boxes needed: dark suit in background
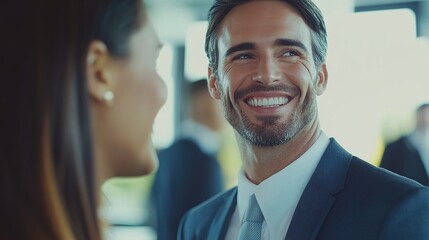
[178,139,429,240]
[380,136,429,186]
[151,79,225,240]
[152,138,224,240]
[380,103,429,186]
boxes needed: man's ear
[315,63,328,96]
[86,40,114,104]
[208,67,221,100]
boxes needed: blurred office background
[101,0,429,239]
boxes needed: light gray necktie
[239,194,264,240]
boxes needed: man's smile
[246,96,290,107]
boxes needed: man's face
[208,1,327,146]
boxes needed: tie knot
[243,194,264,223]
[239,194,265,240]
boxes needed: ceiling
[355,0,424,7]
[146,0,429,44]
[145,0,427,7]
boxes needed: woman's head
[1,0,166,239]
[88,8,167,180]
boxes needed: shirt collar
[237,132,330,239]
[409,130,429,150]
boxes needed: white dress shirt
[181,120,221,155]
[225,132,330,240]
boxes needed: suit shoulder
[187,187,236,218]
[348,157,425,195]
[384,136,408,150]
[159,139,199,154]
[178,188,237,239]
[158,139,204,161]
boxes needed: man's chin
[240,127,290,147]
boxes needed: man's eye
[232,53,254,61]
[282,50,299,57]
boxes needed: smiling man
[178,1,429,240]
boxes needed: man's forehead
[217,1,312,49]
[225,1,304,24]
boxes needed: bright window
[320,9,429,164]
[153,44,175,149]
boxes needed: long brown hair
[0,0,144,239]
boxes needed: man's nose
[252,56,281,84]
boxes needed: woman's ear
[315,63,328,96]
[208,67,221,100]
[86,40,115,105]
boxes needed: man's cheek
[297,59,315,80]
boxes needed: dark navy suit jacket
[380,136,429,186]
[178,139,429,240]
[152,138,224,240]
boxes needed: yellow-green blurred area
[101,0,429,238]
[100,126,241,224]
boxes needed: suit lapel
[208,188,237,239]
[285,139,353,240]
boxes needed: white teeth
[247,97,289,107]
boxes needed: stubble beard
[220,84,318,147]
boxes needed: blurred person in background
[0,0,166,239]
[380,103,429,186]
[152,79,225,240]
[178,0,429,239]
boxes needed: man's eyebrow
[274,38,309,54]
[225,42,256,57]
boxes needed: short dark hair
[205,0,327,75]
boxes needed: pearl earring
[103,91,114,106]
